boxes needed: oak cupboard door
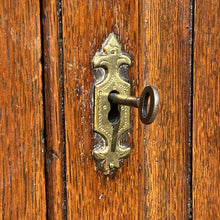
[60,0,192,219]
[1,0,220,219]
[193,0,220,219]
[0,0,46,219]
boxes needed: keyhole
[108,90,120,124]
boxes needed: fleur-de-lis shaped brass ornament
[92,33,131,174]
[92,33,159,175]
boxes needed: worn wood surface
[62,0,139,219]
[0,0,46,219]
[138,0,192,218]
[41,1,66,219]
[1,0,219,218]
[193,0,220,218]
[61,0,192,218]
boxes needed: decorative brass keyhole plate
[92,33,131,174]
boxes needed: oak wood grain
[41,1,66,219]
[193,0,220,218]
[62,0,192,219]
[0,0,46,219]
[62,0,139,219]
[138,0,192,218]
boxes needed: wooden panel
[62,0,139,218]
[41,1,66,218]
[62,0,192,219]
[193,0,220,218]
[0,0,46,219]
[138,0,192,218]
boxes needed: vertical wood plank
[0,0,46,219]
[62,0,139,218]
[139,0,192,218]
[41,0,66,218]
[193,0,220,218]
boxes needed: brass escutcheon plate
[92,33,131,174]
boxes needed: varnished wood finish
[138,0,192,218]
[193,0,220,218]
[62,0,192,218]
[41,0,66,219]
[0,0,46,219]
[1,0,220,218]
[62,0,139,218]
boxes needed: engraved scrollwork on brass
[92,33,159,175]
[92,33,131,174]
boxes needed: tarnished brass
[92,33,159,175]
[92,33,131,174]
